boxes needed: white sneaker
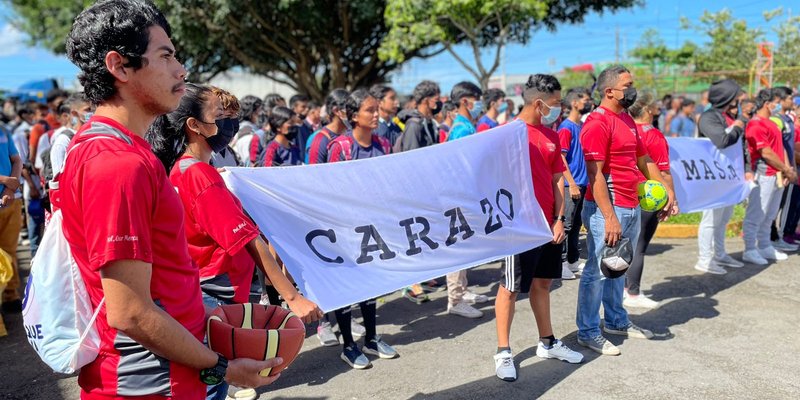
[694,259,727,274]
[714,254,744,268]
[226,388,257,400]
[771,239,798,253]
[317,321,339,347]
[493,350,517,382]
[565,260,582,273]
[577,262,586,273]
[758,246,788,261]
[351,318,366,338]
[623,292,660,309]
[463,291,489,304]
[536,339,584,364]
[742,250,769,265]
[561,264,577,280]
[448,302,483,318]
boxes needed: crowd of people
[0,0,799,399]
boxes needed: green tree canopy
[630,29,696,70]
[682,9,764,75]
[380,0,639,89]
[6,0,444,101]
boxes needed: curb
[655,221,743,239]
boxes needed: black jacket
[397,109,437,152]
[697,79,752,173]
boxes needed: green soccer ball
[638,180,668,212]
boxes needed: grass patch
[663,204,746,237]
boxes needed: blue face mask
[497,102,508,114]
[469,100,483,120]
[83,112,94,122]
[540,101,562,125]
[773,103,782,114]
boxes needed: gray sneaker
[577,335,620,356]
[362,335,398,359]
[351,318,366,338]
[604,322,654,339]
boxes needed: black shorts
[501,242,562,293]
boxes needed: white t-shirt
[12,121,30,163]
[49,128,73,177]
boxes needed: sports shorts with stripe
[501,242,562,293]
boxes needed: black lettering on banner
[700,160,716,180]
[496,189,515,220]
[727,164,739,179]
[480,189,515,235]
[399,217,439,256]
[480,198,503,235]
[355,225,397,264]
[682,160,700,181]
[305,229,344,264]
[714,161,726,179]
[444,207,475,246]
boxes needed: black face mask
[580,102,593,114]
[432,100,443,115]
[257,111,268,128]
[286,125,300,141]
[206,118,236,153]
[618,87,638,109]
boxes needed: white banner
[222,121,553,312]
[668,137,751,214]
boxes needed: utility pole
[615,25,620,63]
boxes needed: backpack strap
[339,135,353,161]
[50,122,135,190]
[374,134,392,155]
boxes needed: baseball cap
[600,237,634,279]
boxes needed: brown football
[207,303,305,376]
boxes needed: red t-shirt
[526,123,565,222]
[60,116,206,399]
[745,116,785,176]
[580,106,648,208]
[636,123,670,178]
[170,155,260,303]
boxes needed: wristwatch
[200,354,228,385]
[554,215,566,222]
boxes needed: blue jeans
[27,199,45,258]
[576,201,641,340]
[202,292,231,400]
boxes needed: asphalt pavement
[2,237,799,399]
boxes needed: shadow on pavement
[616,249,769,344]
[408,344,599,400]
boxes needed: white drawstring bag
[22,209,104,373]
[21,134,122,373]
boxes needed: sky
[0,0,789,94]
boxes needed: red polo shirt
[170,155,260,303]
[60,116,206,399]
[526,123,565,222]
[745,116,785,176]
[581,106,648,208]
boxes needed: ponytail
[146,114,186,173]
[145,82,212,172]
